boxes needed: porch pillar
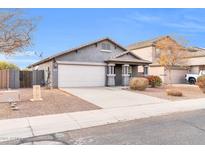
[107,63,116,86]
[122,64,130,86]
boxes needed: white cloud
[165,22,205,32]
[128,12,161,22]
[12,50,40,57]
[114,10,205,32]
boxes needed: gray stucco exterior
[29,38,150,88]
[56,40,125,63]
[31,39,126,88]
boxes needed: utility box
[0,90,20,103]
[30,85,43,101]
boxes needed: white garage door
[170,69,187,84]
[165,69,188,84]
[58,64,106,87]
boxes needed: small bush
[129,77,149,91]
[197,76,205,88]
[0,61,19,70]
[146,75,162,88]
[166,89,183,97]
[196,76,205,93]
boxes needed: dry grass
[129,84,205,101]
[0,88,100,120]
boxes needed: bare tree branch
[155,36,189,84]
[0,9,39,55]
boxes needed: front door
[115,65,122,86]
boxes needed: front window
[144,66,148,75]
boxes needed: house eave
[128,44,154,51]
[105,59,151,65]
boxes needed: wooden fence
[20,71,32,88]
[0,69,44,89]
[0,69,9,89]
[0,69,19,89]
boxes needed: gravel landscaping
[0,88,101,120]
[130,84,205,101]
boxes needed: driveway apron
[61,87,170,109]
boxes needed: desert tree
[0,9,39,55]
[155,36,189,85]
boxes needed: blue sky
[1,8,205,68]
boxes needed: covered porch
[105,52,151,86]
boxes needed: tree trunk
[168,68,172,87]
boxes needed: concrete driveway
[61,87,170,109]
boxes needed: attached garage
[58,63,106,88]
[149,65,188,84]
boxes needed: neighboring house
[28,38,150,88]
[186,47,205,73]
[128,35,205,84]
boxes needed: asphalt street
[3,109,205,145]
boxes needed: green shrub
[197,76,205,93]
[146,75,162,88]
[129,77,149,91]
[166,89,183,97]
[0,61,19,70]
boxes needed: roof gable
[28,37,127,68]
[116,53,138,60]
[114,51,145,60]
[106,51,151,64]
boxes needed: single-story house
[28,38,150,88]
[128,36,205,84]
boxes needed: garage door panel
[165,69,188,84]
[58,64,106,87]
[171,69,187,84]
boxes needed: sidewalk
[1,98,205,142]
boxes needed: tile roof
[186,47,205,58]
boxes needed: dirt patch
[129,85,205,101]
[0,88,101,120]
